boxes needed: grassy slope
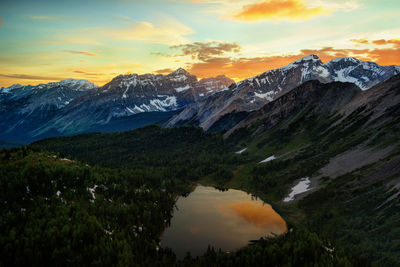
[227,106,400,265]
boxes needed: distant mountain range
[167,55,400,130]
[1,55,399,143]
[0,70,233,142]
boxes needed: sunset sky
[0,0,399,87]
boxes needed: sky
[0,0,399,87]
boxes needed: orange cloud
[218,201,287,233]
[350,38,369,44]
[0,73,65,81]
[372,38,400,47]
[107,19,194,45]
[233,0,331,22]
[64,50,98,57]
[154,68,174,75]
[73,70,103,76]
[0,17,3,26]
[182,44,400,81]
[349,38,400,47]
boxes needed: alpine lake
[161,185,287,259]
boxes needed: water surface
[161,185,286,259]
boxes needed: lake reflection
[161,185,286,259]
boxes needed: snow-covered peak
[1,84,23,93]
[240,54,399,92]
[328,56,361,64]
[293,54,322,64]
[278,55,323,73]
[170,68,190,76]
[57,79,97,90]
[166,68,197,83]
[8,84,23,89]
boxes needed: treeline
[178,227,368,267]
[0,147,180,266]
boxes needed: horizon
[2,53,398,88]
[0,0,399,87]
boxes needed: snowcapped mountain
[0,79,97,109]
[167,55,400,130]
[30,69,233,137]
[1,56,398,143]
[0,70,233,142]
[0,79,98,142]
[89,68,232,116]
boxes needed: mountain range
[167,55,400,131]
[1,55,399,143]
[0,69,233,142]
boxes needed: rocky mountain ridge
[0,70,233,142]
[167,55,400,130]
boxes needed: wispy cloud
[64,50,99,57]
[73,70,103,76]
[0,73,64,81]
[30,16,58,20]
[106,17,194,45]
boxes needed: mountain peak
[57,79,97,90]
[0,83,22,93]
[8,84,23,90]
[170,68,191,76]
[294,54,321,63]
[328,56,361,64]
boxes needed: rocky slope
[167,55,400,130]
[224,74,400,265]
[225,80,361,136]
[227,73,400,137]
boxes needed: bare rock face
[167,55,400,131]
[225,80,361,137]
[226,73,400,138]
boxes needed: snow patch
[254,91,274,101]
[283,177,311,202]
[235,148,247,154]
[88,185,98,203]
[149,96,177,111]
[259,155,275,163]
[174,84,190,92]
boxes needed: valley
[1,57,399,266]
[2,0,399,265]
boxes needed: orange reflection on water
[188,226,200,234]
[218,201,287,234]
